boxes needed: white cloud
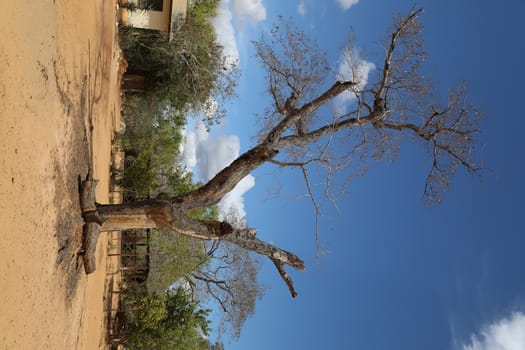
[181,122,255,221]
[231,0,267,25]
[197,133,241,181]
[181,129,198,167]
[180,121,208,169]
[211,0,267,68]
[297,1,306,16]
[218,175,255,221]
[461,312,525,350]
[336,0,359,11]
[335,46,375,111]
[211,0,239,68]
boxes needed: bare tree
[81,9,481,297]
[187,239,263,339]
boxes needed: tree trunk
[87,194,304,296]
[94,199,304,268]
[121,74,148,92]
[96,199,173,231]
[82,222,100,274]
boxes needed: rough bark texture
[82,222,100,274]
[171,145,278,210]
[97,199,173,231]
[95,199,305,271]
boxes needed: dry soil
[0,1,122,349]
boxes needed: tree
[119,95,187,199]
[82,9,481,298]
[146,228,208,294]
[120,0,236,119]
[122,286,214,350]
[187,239,264,339]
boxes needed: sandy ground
[0,1,122,349]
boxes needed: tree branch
[376,8,423,99]
[168,212,306,271]
[275,113,373,148]
[272,259,298,298]
[268,159,325,242]
[172,145,278,210]
[172,81,358,211]
[223,230,305,271]
[264,80,357,146]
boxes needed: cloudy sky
[180,0,525,349]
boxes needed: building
[120,0,188,38]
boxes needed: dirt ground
[0,1,123,349]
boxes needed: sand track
[0,1,121,349]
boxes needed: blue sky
[181,0,525,349]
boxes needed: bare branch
[253,17,330,114]
[224,230,305,271]
[376,8,424,99]
[264,80,358,146]
[275,111,373,148]
[267,159,324,242]
[381,85,481,201]
[300,166,321,241]
[272,259,298,298]
[172,145,278,210]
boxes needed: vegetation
[119,0,236,117]
[189,241,264,339]
[122,286,223,350]
[118,0,237,199]
[114,0,262,344]
[147,229,208,294]
[119,95,186,199]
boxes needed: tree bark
[94,198,304,270]
[121,73,148,92]
[97,199,173,231]
[171,81,357,211]
[82,222,100,274]
[171,145,278,210]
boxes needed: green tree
[147,230,208,294]
[120,0,236,118]
[124,287,213,350]
[148,221,262,339]
[119,95,186,199]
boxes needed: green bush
[123,286,215,350]
[119,95,186,199]
[119,0,236,115]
